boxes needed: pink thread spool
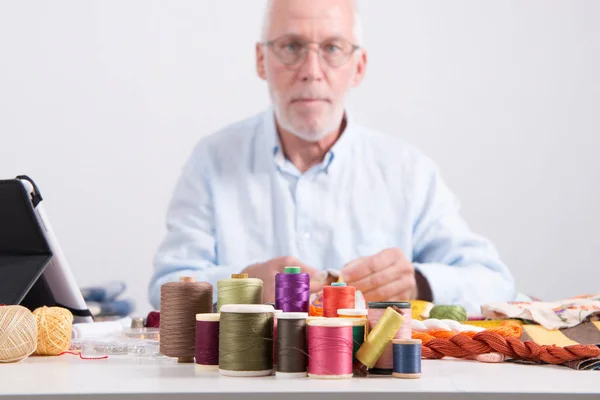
[307,318,353,379]
[367,302,412,374]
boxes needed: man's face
[257,0,367,142]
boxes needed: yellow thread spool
[33,306,73,356]
[354,307,404,375]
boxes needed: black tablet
[0,176,92,323]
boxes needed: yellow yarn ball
[0,305,38,363]
[33,306,73,356]
[410,300,434,320]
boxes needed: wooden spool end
[231,273,248,279]
[179,277,195,283]
[392,372,422,379]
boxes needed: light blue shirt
[149,108,515,313]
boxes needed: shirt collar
[262,107,356,175]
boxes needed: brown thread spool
[160,277,213,363]
[276,312,308,378]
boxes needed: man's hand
[340,248,418,303]
[242,256,324,303]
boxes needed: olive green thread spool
[219,304,274,377]
[429,305,467,322]
[217,274,263,312]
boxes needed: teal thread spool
[217,274,263,312]
[337,309,368,364]
[429,305,467,322]
[349,318,367,364]
[219,304,274,377]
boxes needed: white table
[1,356,598,399]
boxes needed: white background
[1,1,598,315]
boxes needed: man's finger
[340,256,372,282]
[361,274,415,303]
[345,264,402,294]
[309,279,325,294]
[342,248,400,282]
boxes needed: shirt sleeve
[148,143,238,309]
[411,158,515,314]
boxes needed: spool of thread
[160,277,213,363]
[0,305,38,363]
[429,305,467,322]
[392,339,422,379]
[307,318,353,379]
[337,309,367,318]
[131,317,145,329]
[273,309,283,367]
[322,283,355,318]
[368,302,412,374]
[345,317,367,364]
[33,306,73,356]
[275,266,310,313]
[217,274,263,312]
[276,312,308,378]
[354,306,405,377]
[195,313,220,372]
[219,304,274,377]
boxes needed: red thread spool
[195,313,220,372]
[322,283,355,318]
[368,302,412,374]
[307,318,354,379]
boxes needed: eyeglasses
[263,35,360,68]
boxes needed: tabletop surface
[1,356,599,400]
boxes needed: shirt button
[303,232,311,240]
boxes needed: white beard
[271,101,345,142]
[264,58,355,142]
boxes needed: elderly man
[148,0,515,313]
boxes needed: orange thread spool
[322,283,355,318]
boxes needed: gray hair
[260,0,364,46]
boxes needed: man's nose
[298,44,324,82]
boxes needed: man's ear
[256,43,267,81]
[352,50,368,87]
